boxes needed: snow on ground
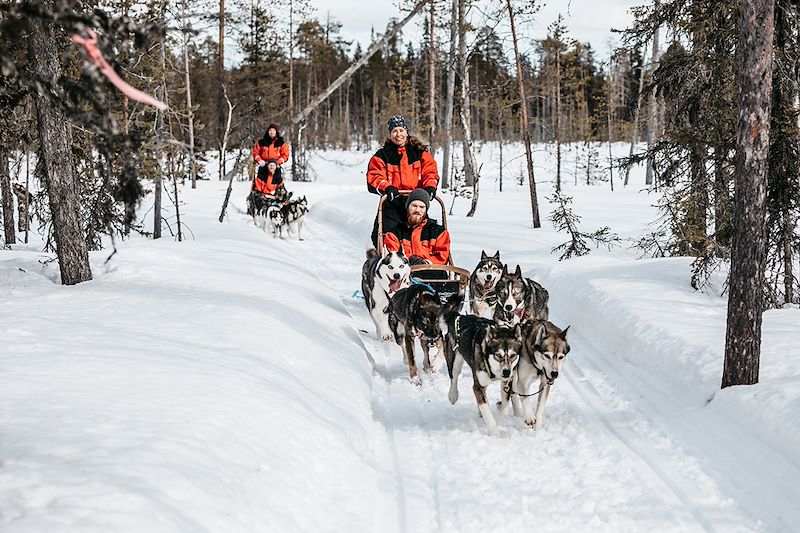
[1,142,799,532]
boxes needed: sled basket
[410,264,470,305]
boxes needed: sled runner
[377,191,470,304]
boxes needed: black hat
[387,115,409,133]
[405,188,430,211]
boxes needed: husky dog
[442,311,522,436]
[468,250,504,318]
[361,247,411,342]
[251,188,292,227]
[493,265,550,326]
[500,320,570,429]
[388,284,461,385]
[265,205,284,237]
[279,195,309,241]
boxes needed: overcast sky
[305,0,641,58]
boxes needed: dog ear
[501,264,508,277]
[514,264,522,278]
[559,325,570,340]
[534,323,546,346]
[514,322,522,339]
[493,250,500,260]
[396,245,406,257]
[481,250,488,260]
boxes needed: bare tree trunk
[182,0,197,188]
[555,45,562,193]
[625,45,647,187]
[499,138,503,192]
[427,0,436,150]
[442,0,458,189]
[289,0,297,179]
[154,0,167,239]
[457,0,478,216]
[29,2,92,284]
[783,210,794,303]
[605,74,615,191]
[0,149,15,244]
[217,0,226,181]
[505,0,541,228]
[645,0,661,186]
[722,0,775,388]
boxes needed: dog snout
[550,371,559,379]
[505,304,513,311]
[393,273,401,280]
[486,274,493,281]
[502,369,511,378]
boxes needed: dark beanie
[405,188,430,211]
[387,115,409,133]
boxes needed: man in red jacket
[253,124,290,167]
[367,115,439,246]
[384,188,451,279]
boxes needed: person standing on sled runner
[253,123,290,168]
[250,159,285,212]
[384,188,451,280]
[367,115,439,246]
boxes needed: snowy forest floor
[2,143,799,532]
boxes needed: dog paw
[380,333,394,342]
[410,376,422,387]
[430,354,446,373]
[448,388,459,405]
[524,417,536,428]
[495,400,509,414]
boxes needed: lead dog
[468,250,504,318]
[499,320,570,429]
[361,247,411,341]
[388,284,461,385]
[442,310,522,436]
[492,265,550,326]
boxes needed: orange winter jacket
[254,168,283,195]
[384,218,451,265]
[253,136,290,166]
[367,139,439,194]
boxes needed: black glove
[384,186,400,202]
[409,255,427,266]
[425,187,437,200]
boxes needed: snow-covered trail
[296,186,771,533]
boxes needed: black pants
[371,196,407,247]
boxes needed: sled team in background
[250,115,572,436]
[248,124,308,239]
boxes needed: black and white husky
[254,205,284,237]
[492,264,550,326]
[468,250,504,318]
[361,247,411,342]
[388,285,461,385]
[279,195,309,240]
[499,320,570,429]
[442,311,522,436]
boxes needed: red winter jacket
[254,168,283,195]
[367,139,439,194]
[253,136,290,166]
[384,218,450,265]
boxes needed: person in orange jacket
[248,159,285,213]
[253,124,290,167]
[367,115,439,246]
[384,188,451,279]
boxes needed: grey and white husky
[499,320,570,429]
[279,195,309,240]
[492,264,550,326]
[361,247,411,342]
[469,250,504,318]
[256,205,284,237]
[442,310,522,436]
[388,285,461,385]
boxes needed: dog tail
[366,247,380,260]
